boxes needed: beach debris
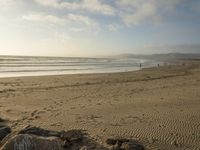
[106,138,145,150]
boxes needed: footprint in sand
[50,122,63,127]
[81,105,86,108]
[50,112,62,117]
[28,110,45,120]
[54,100,62,106]
[70,107,76,109]
[110,122,122,127]
[96,102,102,105]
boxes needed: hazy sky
[0,0,200,56]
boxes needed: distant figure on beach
[157,64,160,67]
[140,63,142,68]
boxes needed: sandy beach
[0,61,200,149]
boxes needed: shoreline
[0,61,172,79]
[0,60,200,149]
[0,57,192,79]
[0,55,164,79]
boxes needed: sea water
[0,55,161,77]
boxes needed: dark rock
[62,139,72,148]
[116,139,130,143]
[20,126,85,145]
[0,126,107,150]
[116,139,130,147]
[19,126,60,137]
[106,138,145,150]
[0,118,11,141]
[0,127,11,141]
[110,144,121,150]
[106,138,117,145]
[18,126,85,149]
[0,118,5,122]
[1,134,65,150]
[121,142,144,150]
[79,146,88,150]
[106,138,130,146]
[60,130,84,144]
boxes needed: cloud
[22,13,66,24]
[123,2,157,26]
[69,27,86,32]
[116,0,181,26]
[54,32,71,42]
[32,0,194,28]
[67,14,98,28]
[108,24,121,32]
[0,0,17,9]
[0,0,24,11]
[34,0,115,16]
[22,13,99,30]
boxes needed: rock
[18,126,85,149]
[110,144,121,150]
[60,130,84,144]
[19,126,60,137]
[0,118,5,122]
[116,139,130,147]
[106,138,145,150]
[0,127,11,141]
[121,142,145,150]
[106,138,130,146]
[0,126,110,150]
[1,134,65,150]
[106,138,117,145]
[20,126,84,143]
[0,118,11,141]
[62,139,72,148]
[79,146,88,150]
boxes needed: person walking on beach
[140,63,142,68]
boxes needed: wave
[0,56,161,77]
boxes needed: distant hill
[114,53,200,60]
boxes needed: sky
[0,0,200,57]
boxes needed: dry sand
[0,61,200,149]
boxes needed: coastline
[0,60,170,79]
[0,61,200,149]
[0,55,163,78]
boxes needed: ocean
[0,55,161,77]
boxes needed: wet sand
[0,61,200,149]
